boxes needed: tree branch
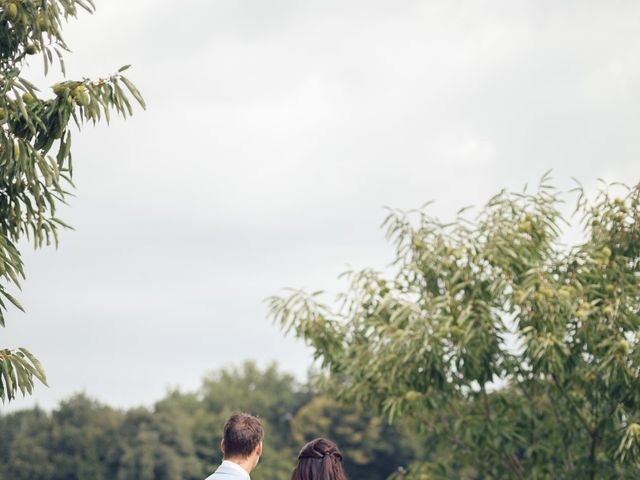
[552,374,593,436]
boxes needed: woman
[291,438,347,480]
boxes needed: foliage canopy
[0,362,425,480]
[269,176,640,479]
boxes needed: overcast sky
[2,0,640,412]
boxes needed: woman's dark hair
[291,438,347,480]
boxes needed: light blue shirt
[205,460,251,480]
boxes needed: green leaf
[120,76,146,109]
[1,290,24,312]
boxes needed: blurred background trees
[0,361,430,480]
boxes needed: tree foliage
[0,0,144,402]
[269,177,640,479]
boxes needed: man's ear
[255,441,263,457]
[220,439,225,455]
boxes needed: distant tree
[0,407,54,480]
[269,177,640,479]
[0,0,144,401]
[49,394,121,480]
[116,407,201,480]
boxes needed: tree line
[0,362,438,480]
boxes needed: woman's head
[291,438,347,480]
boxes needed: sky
[2,0,640,412]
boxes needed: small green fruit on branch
[50,70,146,124]
[6,3,18,22]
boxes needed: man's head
[221,413,264,471]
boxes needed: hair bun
[297,438,343,462]
[293,438,347,480]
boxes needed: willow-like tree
[269,176,640,479]
[0,0,144,402]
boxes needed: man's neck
[223,457,253,475]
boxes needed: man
[205,413,264,479]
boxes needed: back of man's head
[223,413,264,459]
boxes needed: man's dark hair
[223,413,264,458]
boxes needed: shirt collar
[221,460,251,479]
